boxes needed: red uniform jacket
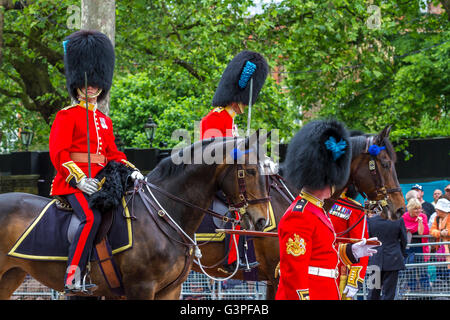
[200,106,237,139]
[329,195,369,288]
[276,192,357,300]
[49,102,132,196]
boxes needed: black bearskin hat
[212,51,269,107]
[284,119,352,190]
[63,30,115,102]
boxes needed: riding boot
[64,193,101,295]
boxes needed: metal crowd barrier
[12,275,61,300]
[358,235,450,300]
[180,271,267,300]
[12,272,267,300]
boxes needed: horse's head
[216,132,271,231]
[349,125,405,220]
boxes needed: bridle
[129,160,271,283]
[347,136,402,217]
[133,160,271,236]
[218,163,271,216]
[271,136,403,236]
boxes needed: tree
[81,0,115,114]
[259,0,449,142]
[0,1,70,124]
[0,0,448,153]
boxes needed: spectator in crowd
[405,189,418,204]
[444,185,450,201]
[432,189,443,208]
[367,208,408,300]
[403,198,430,290]
[429,198,450,280]
[411,184,435,219]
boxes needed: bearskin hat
[211,51,269,107]
[63,30,115,102]
[283,119,352,190]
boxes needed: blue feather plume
[324,136,347,161]
[238,61,257,89]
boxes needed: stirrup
[64,273,98,295]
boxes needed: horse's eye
[381,160,391,169]
[246,169,257,176]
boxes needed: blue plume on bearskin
[89,161,134,214]
[63,30,115,102]
[283,119,352,190]
[238,61,257,89]
[212,51,269,107]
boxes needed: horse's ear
[375,125,392,144]
[244,129,260,150]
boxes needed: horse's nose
[255,218,267,231]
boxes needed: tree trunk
[441,1,450,21]
[81,0,116,115]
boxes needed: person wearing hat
[200,50,269,139]
[49,30,143,294]
[430,198,450,278]
[200,51,269,272]
[444,184,450,201]
[411,184,434,219]
[275,119,379,300]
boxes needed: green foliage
[259,0,449,140]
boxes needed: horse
[191,125,406,299]
[0,136,271,299]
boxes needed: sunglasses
[446,189,450,192]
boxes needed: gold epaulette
[345,197,362,206]
[61,105,78,111]
[342,193,362,206]
[212,107,225,113]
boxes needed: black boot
[64,283,98,296]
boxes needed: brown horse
[0,137,270,299]
[191,125,406,299]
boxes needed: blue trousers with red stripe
[65,193,102,286]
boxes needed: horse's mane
[147,154,187,183]
[147,137,244,182]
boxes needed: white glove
[76,177,99,195]
[343,285,359,298]
[351,237,379,259]
[131,170,144,181]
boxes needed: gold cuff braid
[62,161,86,184]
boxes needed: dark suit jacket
[368,216,408,271]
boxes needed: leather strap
[95,238,125,296]
[143,181,240,224]
[136,185,195,295]
[70,152,106,163]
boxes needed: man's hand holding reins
[131,170,144,181]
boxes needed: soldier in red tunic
[200,51,269,272]
[275,120,379,300]
[329,185,369,299]
[49,30,143,294]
